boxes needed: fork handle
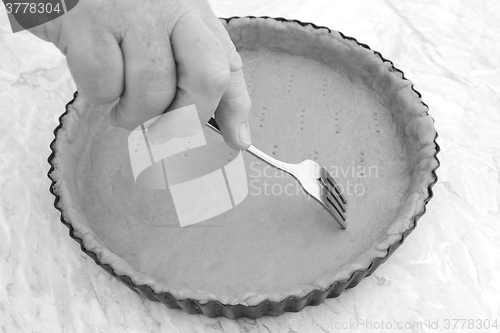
[206,117,296,175]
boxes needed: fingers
[213,57,252,150]
[59,0,251,152]
[195,13,252,150]
[166,12,230,127]
[64,27,124,105]
[109,29,177,130]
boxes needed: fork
[207,117,347,229]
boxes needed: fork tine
[318,167,347,229]
[322,168,347,205]
[319,168,347,210]
[325,193,346,220]
[318,177,346,218]
[321,187,347,229]
[323,180,346,213]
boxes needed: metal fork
[207,117,347,229]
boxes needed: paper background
[1,0,499,331]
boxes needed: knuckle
[227,47,243,72]
[195,64,231,98]
[76,77,121,105]
[112,105,139,130]
[237,91,252,112]
[78,89,117,105]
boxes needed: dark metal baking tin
[47,16,440,319]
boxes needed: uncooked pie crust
[48,17,439,314]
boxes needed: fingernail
[239,122,252,146]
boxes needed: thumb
[214,51,252,151]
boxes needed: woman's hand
[30,0,252,149]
